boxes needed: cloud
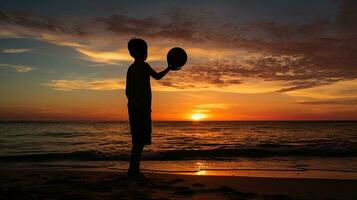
[96,10,199,42]
[158,54,341,92]
[1,48,32,53]
[76,46,169,63]
[1,2,357,93]
[286,79,357,99]
[0,11,91,50]
[297,99,357,105]
[43,79,125,91]
[158,17,357,91]
[76,48,131,63]
[189,104,231,119]
[0,63,34,72]
[0,11,89,36]
[195,104,228,109]
[154,1,357,92]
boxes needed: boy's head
[128,38,147,60]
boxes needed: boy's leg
[128,143,144,173]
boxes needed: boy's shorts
[128,108,152,145]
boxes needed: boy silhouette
[126,38,177,179]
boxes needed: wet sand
[0,169,356,200]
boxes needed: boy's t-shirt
[126,61,152,111]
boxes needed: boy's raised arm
[148,65,173,80]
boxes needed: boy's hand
[168,64,181,71]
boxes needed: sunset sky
[0,0,356,120]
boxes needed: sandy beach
[1,169,356,200]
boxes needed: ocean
[1,121,357,179]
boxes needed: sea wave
[1,121,357,162]
[1,146,357,162]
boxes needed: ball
[167,47,187,69]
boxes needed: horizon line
[1,119,356,122]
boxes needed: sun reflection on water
[195,161,207,175]
[196,169,207,175]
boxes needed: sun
[191,113,205,121]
